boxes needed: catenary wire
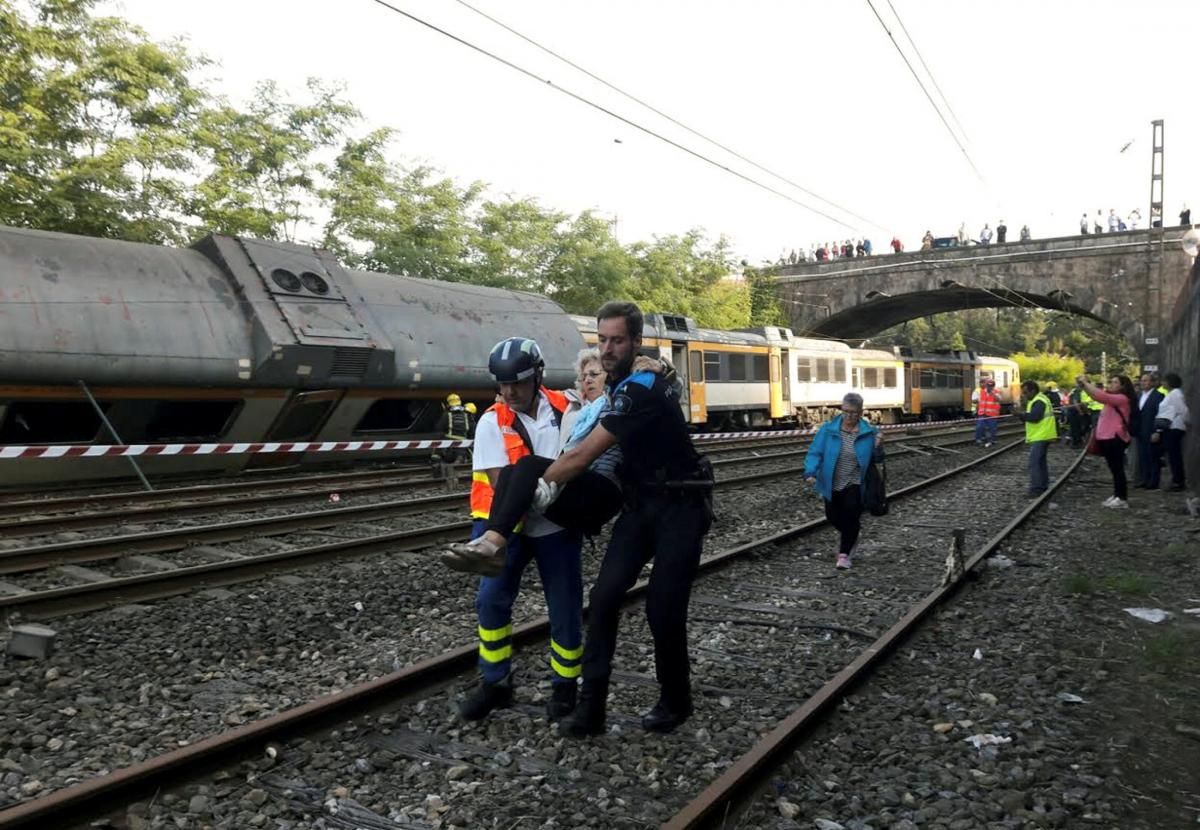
[864,0,985,183]
[364,0,859,231]
[883,0,971,147]
[451,0,884,232]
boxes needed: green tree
[323,129,482,281]
[191,79,358,240]
[540,212,630,315]
[745,265,788,327]
[0,0,205,242]
[624,231,735,327]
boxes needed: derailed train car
[0,226,583,484]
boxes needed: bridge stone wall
[774,229,1193,367]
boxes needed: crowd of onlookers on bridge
[777,203,1193,267]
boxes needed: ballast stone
[6,623,57,659]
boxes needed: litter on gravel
[1123,607,1172,623]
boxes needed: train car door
[907,365,921,415]
[779,348,791,416]
[671,342,690,421]
[768,347,785,419]
[687,346,707,425]
[246,389,344,470]
[961,367,973,412]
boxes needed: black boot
[546,682,577,720]
[641,693,693,733]
[458,675,513,721]
[565,679,608,737]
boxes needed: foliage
[1010,351,1085,389]
[0,0,205,243]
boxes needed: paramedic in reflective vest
[455,337,583,722]
[534,301,714,737]
[973,378,1001,447]
[1013,380,1056,496]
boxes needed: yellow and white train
[573,314,1020,428]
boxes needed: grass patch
[1102,572,1155,595]
[1140,630,1200,673]
[1064,573,1095,595]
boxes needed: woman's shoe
[441,536,506,576]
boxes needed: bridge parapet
[774,228,1193,368]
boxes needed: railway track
[0,418,991,521]
[0,439,1081,829]
[0,428,1021,618]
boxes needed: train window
[355,399,429,433]
[884,367,897,388]
[271,400,335,441]
[752,355,769,382]
[833,359,846,383]
[919,368,935,388]
[1002,371,1008,387]
[690,351,703,384]
[934,372,949,388]
[863,368,879,388]
[952,374,964,389]
[703,352,722,383]
[816,359,830,382]
[796,357,812,382]
[0,401,108,444]
[728,354,747,381]
[144,400,241,442]
[851,368,861,388]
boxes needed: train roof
[851,348,904,362]
[0,225,583,390]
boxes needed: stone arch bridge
[774,229,1193,367]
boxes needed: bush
[1011,352,1086,390]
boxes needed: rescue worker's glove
[532,478,561,512]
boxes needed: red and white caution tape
[0,418,976,460]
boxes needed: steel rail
[0,463,827,613]
[0,420,982,515]
[661,446,1087,829]
[0,430,1005,577]
[0,440,1024,830]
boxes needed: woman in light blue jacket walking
[804,393,884,570]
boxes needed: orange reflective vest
[976,388,1001,418]
[469,388,569,520]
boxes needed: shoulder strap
[509,413,536,455]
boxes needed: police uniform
[470,389,583,690]
[577,369,713,720]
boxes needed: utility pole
[1149,119,1164,228]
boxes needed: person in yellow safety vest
[452,337,583,723]
[1012,380,1057,496]
[1066,380,1102,448]
[973,378,1001,447]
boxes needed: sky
[102,0,1200,264]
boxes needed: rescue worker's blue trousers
[472,520,583,686]
[974,416,998,444]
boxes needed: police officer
[535,301,713,736]
[450,337,584,722]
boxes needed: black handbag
[864,459,888,516]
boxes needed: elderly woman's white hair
[574,347,602,395]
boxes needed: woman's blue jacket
[803,415,884,501]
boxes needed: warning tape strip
[0,418,975,460]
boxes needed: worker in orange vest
[974,377,1001,447]
[446,337,582,723]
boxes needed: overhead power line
[864,0,985,183]
[884,0,971,147]
[365,0,860,231]
[451,0,884,232]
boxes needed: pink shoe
[835,553,852,570]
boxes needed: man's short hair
[596,301,644,341]
[1021,380,1040,395]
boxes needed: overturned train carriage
[0,225,583,485]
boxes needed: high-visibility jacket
[1025,393,1057,442]
[469,388,569,520]
[976,388,1001,418]
[1080,390,1103,412]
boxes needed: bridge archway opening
[802,287,1144,358]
